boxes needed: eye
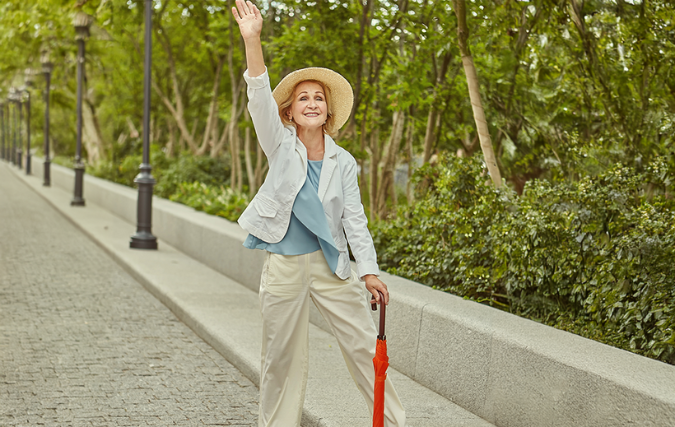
[299,96,308,101]
[316,96,324,101]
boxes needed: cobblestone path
[0,164,258,426]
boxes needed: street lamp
[130,0,158,249]
[71,11,93,206]
[41,47,54,186]
[4,101,8,162]
[8,89,16,165]
[1,101,5,161]
[11,88,23,169]
[23,69,35,175]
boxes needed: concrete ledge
[30,159,675,427]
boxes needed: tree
[452,0,501,187]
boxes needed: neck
[297,126,325,160]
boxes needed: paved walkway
[0,164,258,426]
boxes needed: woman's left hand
[364,274,389,306]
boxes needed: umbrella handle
[371,290,386,340]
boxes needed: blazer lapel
[318,135,337,202]
[294,129,308,176]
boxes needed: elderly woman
[232,1,406,426]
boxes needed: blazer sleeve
[340,155,380,280]
[244,68,286,159]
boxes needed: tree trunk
[153,25,199,153]
[368,108,381,220]
[422,106,439,163]
[197,55,226,156]
[228,104,240,190]
[453,0,502,187]
[423,50,453,163]
[377,109,406,217]
[459,130,479,156]
[343,0,374,138]
[190,117,199,143]
[405,118,414,205]
[126,116,139,139]
[150,116,162,148]
[166,118,176,158]
[358,102,370,192]
[82,97,106,164]
[226,4,245,191]
[211,122,229,158]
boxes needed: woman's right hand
[232,0,263,41]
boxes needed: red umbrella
[371,290,388,427]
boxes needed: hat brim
[272,68,354,135]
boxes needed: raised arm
[232,0,285,158]
[232,0,265,77]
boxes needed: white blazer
[237,69,379,281]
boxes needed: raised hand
[232,0,263,41]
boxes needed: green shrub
[52,155,74,169]
[372,155,675,364]
[90,152,230,198]
[169,181,249,222]
[155,155,230,198]
[91,147,172,188]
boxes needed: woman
[232,1,406,426]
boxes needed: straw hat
[272,67,354,135]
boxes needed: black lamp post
[13,89,21,167]
[3,101,8,162]
[23,70,34,175]
[1,101,5,161]
[9,89,17,165]
[41,48,54,186]
[71,11,93,206]
[12,93,17,165]
[130,0,158,249]
[16,89,23,170]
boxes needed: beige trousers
[258,251,406,427]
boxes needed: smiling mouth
[304,113,319,117]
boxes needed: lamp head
[73,11,93,40]
[8,87,19,102]
[40,48,54,73]
[24,69,35,88]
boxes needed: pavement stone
[0,164,258,426]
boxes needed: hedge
[372,155,675,364]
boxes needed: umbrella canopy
[372,290,388,427]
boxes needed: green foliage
[373,155,675,364]
[153,155,230,198]
[168,181,249,222]
[92,150,229,192]
[51,155,73,169]
[90,146,172,188]
[3,0,674,195]
[90,151,239,218]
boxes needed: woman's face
[288,81,328,131]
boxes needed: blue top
[243,160,340,274]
